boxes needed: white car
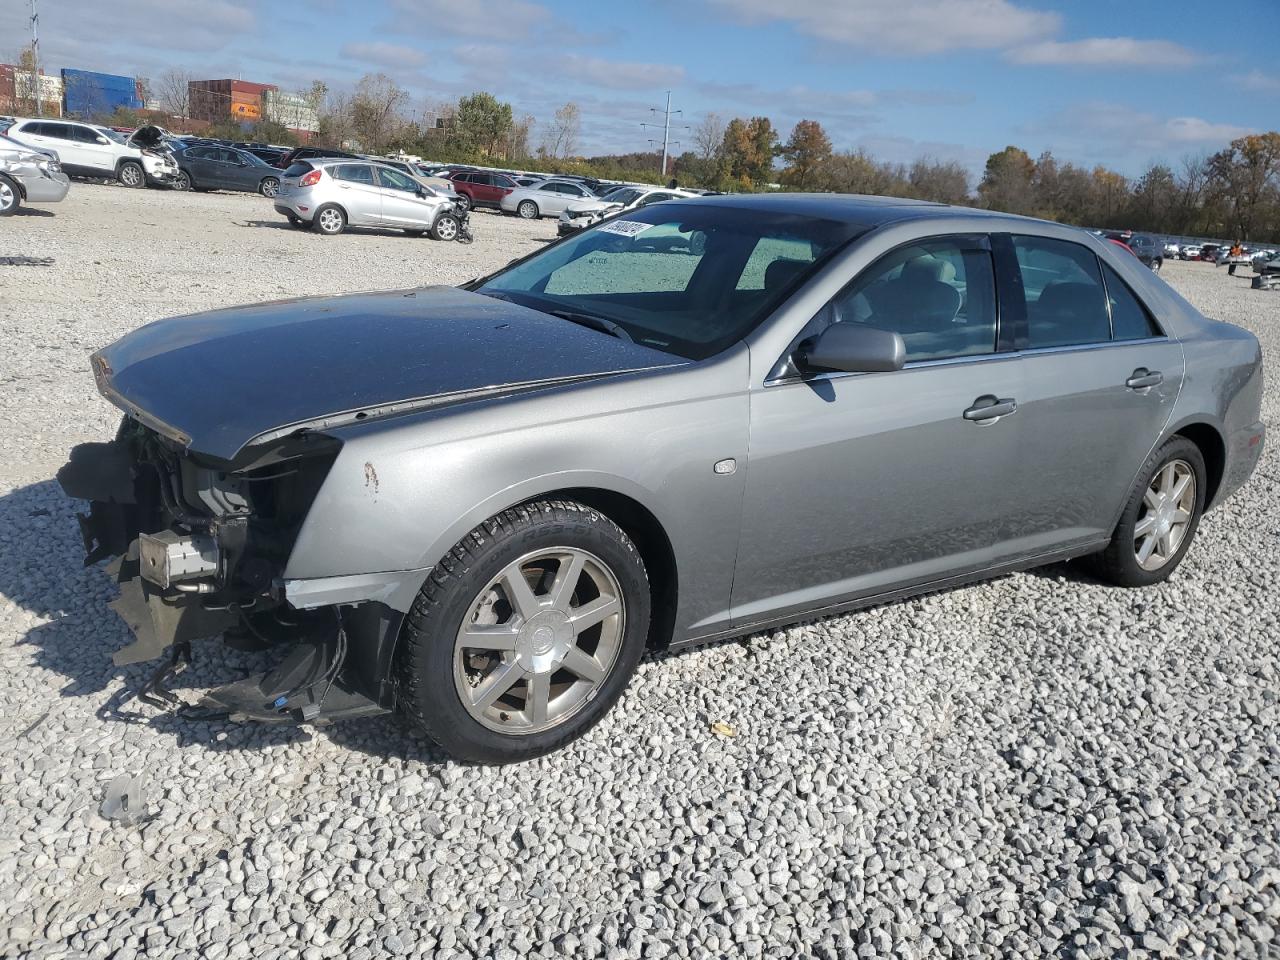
[557,186,697,235]
[1163,242,1180,258]
[499,178,600,219]
[6,118,178,188]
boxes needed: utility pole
[642,91,684,177]
[29,0,43,116]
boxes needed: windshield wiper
[546,308,634,342]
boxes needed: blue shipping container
[61,68,142,117]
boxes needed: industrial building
[61,69,143,119]
[189,78,276,124]
[262,89,319,135]
[1,65,63,116]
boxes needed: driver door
[376,166,436,227]
[731,234,1028,627]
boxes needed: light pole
[642,91,685,177]
[29,0,43,117]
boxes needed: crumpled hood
[92,286,682,461]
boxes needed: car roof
[676,192,1046,230]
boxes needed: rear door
[330,163,383,225]
[998,233,1184,549]
[15,121,84,168]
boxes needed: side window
[333,164,375,184]
[828,235,998,363]
[1012,236,1110,349]
[376,167,418,192]
[186,147,209,160]
[71,125,101,143]
[539,182,563,194]
[42,123,73,141]
[562,183,587,197]
[1102,263,1161,340]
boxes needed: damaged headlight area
[57,418,386,724]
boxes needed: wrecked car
[60,194,1265,763]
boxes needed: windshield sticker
[596,220,652,238]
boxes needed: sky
[2,0,1277,177]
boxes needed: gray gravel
[2,184,1279,959]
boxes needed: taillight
[299,169,322,187]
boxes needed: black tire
[455,193,471,212]
[259,176,279,198]
[396,500,651,764]
[0,174,20,215]
[404,228,427,238]
[430,213,460,242]
[118,160,145,188]
[312,204,346,235]
[173,171,192,191]
[1151,258,1162,273]
[1088,436,1207,587]
[517,199,539,220]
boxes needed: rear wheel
[313,204,346,235]
[1089,436,1206,587]
[517,199,539,220]
[431,213,460,241]
[0,175,20,215]
[259,176,279,198]
[118,161,145,188]
[396,500,650,763]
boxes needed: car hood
[92,286,683,461]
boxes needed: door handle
[1126,368,1163,389]
[963,395,1017,422]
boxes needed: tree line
[50,62,1280,243]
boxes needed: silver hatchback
[274,158,469,240]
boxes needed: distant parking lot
[1,182,1278,960]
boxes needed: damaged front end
[57,418,389,724]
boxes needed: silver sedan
[500,178,600,219]
[60,194,1264,763]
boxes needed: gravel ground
[1,184,1278,960]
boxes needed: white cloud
[340,41,427,69]
[1026,102,1253,166]
[559,55,685,91]
[708,0,1059,55]
[389,0,548,37]
[1007,37,1202,67]
[1230,69,1280,94]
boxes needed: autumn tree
[720,116,778,188]
[978,145,1036,215]
[693,112,726,162]
[1207,133,1280,240]
[546,102,581,159]
[907,157,969,204]
[779,120,832,190]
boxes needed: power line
[641,91,688,176]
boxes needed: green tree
[720,116,778,189]
[448,92,515,161]
[779,120,832,190]
[978,145,1035,215]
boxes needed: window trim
[1097,258,1167,340]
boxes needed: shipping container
[61,68,143,118]
[189,78,276,122]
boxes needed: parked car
[171,144,284,197]
[6,117,177,187]
[513,175,545,187]
[278,146,363,168]
[0,132,70,214]
[243,147,288,168]
[447,171,520,211]
[1124,234,1164,272]
[272,158,469,238]
[1200,243,1223,264]
[1180,244,1202,261]
[500,178,600,219]
[1163,242,1180,258]
[557,186,696,235]
[59,194,1265,763]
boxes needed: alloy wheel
[435,216,457,240]
[518,200,537,219]
[120,164,143,187]
[1134,459,1196,571]
[317,208,344,233]
[261,178,279,197]
[453,547,625,735]
[175,172,191,191]
[0,180,14,212]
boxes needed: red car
[447,171,518,211]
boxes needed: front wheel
[1089,436,1206,587]
[118,161,145,188]
[259,177,279,198]
[431,213,460,241]
[173,171,192,191]
[0,175,20,215]
[396,500,651,763]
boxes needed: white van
[6,118,178,188]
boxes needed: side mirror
[798,322,905,374]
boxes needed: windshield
[95,127,127,144]
[476,203,863,359]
